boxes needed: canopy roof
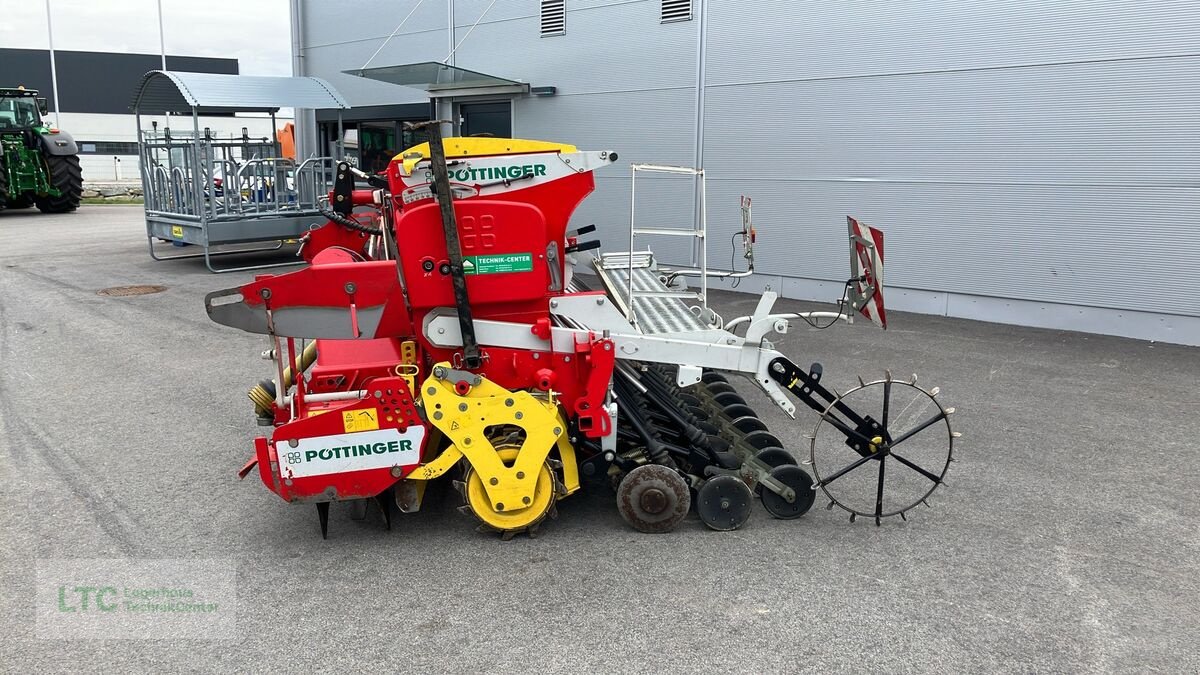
[345,62,528,98]
[131,70,350,114]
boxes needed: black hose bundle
[316,200,383,236]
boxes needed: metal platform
[593,254,711,335]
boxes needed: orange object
[278,122,295,160]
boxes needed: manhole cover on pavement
[97,285,168,297]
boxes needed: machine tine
[884,369,893,383]
[500,529,517,542]
[376,494,393,530]
[316,502,330,540]
[857,375,866,387]
[826,500,835,511]
[899,511,907,522]
[849,513,857,523]
[237,456,258,480]
[910,373,918,385]
[527,524,540,539]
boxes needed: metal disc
[677,393,703,407]
[697,475,753,531]
[713,391,747,407]
[701,371,728,385]
[754,446,797,468]
[752,447,798,495]
[616,464,691,533]
[704,381,738,396]
[722,403,758,420]
[730,415,769,434]
[742,429,783,450]
[760,465,816,520]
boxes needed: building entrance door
[459,101,511,138]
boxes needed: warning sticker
[342,408,380,432]
[463,253,534,275]
[170,225,184,239]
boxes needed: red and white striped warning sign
[847,216,887,329]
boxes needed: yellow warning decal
[343,408,379,432]
[171,225,184,238]
[306,409,330,418]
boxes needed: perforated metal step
[593,259,709,335]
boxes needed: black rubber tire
[35,154,82,213]
[760,465,816,519]
[730,415,769,434]
[701,371,728,385]
[742,429,784,450]
[712,391,747,407]
[722,403,758,420]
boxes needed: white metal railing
[626,163,708,328]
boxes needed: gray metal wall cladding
[299,0,1200,323]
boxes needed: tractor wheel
[35,154,83,213]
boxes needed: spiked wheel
[809,373,956,524]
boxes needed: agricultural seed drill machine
[206,123,957,538]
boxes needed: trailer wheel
[35,154,82,213]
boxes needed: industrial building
[0,48,285,183]
[272,2,1195,345]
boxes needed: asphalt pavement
[1,206,1197,672]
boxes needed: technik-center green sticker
[462,252,534,275]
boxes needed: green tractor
[0,87,82,213]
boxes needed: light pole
[43,0,62,127]
[156,0,167,70]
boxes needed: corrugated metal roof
[131,70,350,114]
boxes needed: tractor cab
[0,88,48,131]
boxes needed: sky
[0,0,293,76]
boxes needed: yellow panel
[342,408,380,432]
[396,137,578,175]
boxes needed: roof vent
[661,0,692,23]
[541,0,565,36]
